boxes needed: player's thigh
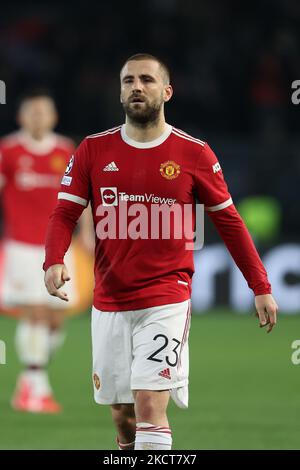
[1,241,46,306]
[131,300,191,391]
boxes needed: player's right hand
[44,264,70,302]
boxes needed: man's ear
[164,85,173,103]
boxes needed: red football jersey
[0,130,74,245]
[56,124,234,311]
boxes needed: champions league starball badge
[64,155,74,175]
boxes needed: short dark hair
[17,88,56,111]
[121,53,170,84]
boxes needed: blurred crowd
[0,0,299,236]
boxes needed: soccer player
[44,54,278,449]
[0,90,76,413]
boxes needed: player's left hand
[255,294,278,333]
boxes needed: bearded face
[122,92,164,126]
[120,59,172,127]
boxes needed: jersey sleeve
[194,143,271,295]
[208,204,271,295]
[58,138,90,207]
[0,144,7,189]
[194,143,233,212]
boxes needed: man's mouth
[130,97,145,103]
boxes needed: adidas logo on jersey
[103,161,119,172]
[158,368,171,380]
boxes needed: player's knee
[134,390,166,421]
[111,404,135,434]
[48,309,65,330]
[21,305,48,324]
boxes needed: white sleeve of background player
[194,143,233,212]
[58,138,90,207]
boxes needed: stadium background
[0,0,299,450]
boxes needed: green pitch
[0,310,300,450]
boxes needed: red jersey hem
[93,293,191,312]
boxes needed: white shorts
[0,240,76,309]
[91,299,191,409]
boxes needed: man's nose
[131,79,143,91]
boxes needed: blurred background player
[0,90,78,413]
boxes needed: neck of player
[125,116,167,143]
[25,129,50,141]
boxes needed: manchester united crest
[93,373,101,390]
[50,154,69,173]
[160,161,180,180]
